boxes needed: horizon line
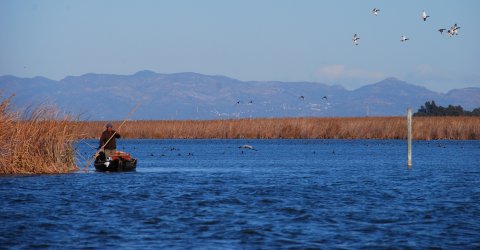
[1,71,477,93]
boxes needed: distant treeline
[415,101,480,116]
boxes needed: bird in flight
[400,35,409,42]
[421,10,430,21]
[448,23,460,36]
[372,8,380,16]
[352,34,360,45]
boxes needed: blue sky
[1,0,479,92]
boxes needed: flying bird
[372,8,380,16]
[448,23,460,36]
[401,35,409,42]
[352,34,360,45]
[421,10,430,21]
[438,28,446,34]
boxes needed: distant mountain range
[1,71,479,120]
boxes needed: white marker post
[407,108,413,167]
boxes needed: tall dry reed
[76,116,480,140]
[0,96,80,175]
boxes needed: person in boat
[99,123,121,159]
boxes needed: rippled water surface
[1,139,480,249]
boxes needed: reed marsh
[77,116,480,140]
[2,90,478,175]
[0,96,80,175]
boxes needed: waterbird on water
[299,96,304,100]
[438,28,446,34]
[372,8,380,16]
[421,10,430,21]
[401,35,409,42]
[239,145,255,150]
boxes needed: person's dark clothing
[99,130,121,150]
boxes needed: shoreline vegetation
[0,96,79,175]
[2,94,479,175]
[77,116,480,140]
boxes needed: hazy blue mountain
[345,77,445,116]
[444,88,480,111]
[1,71,479,120]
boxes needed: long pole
[407,108,412,167]
[82,103,140,172]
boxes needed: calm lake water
[1,139,479,249]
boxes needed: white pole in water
[407,108,413,167]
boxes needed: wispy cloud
[415,64,434,76]
[408,64,480,92]
[315,64,385,83]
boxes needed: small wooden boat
[94,151,137,172]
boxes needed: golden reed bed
[77,116,480,140]
[0,97,79,175]
[2,92,479,175]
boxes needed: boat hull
[94,158,137,172]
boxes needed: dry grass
[0,96,80,175]
[3,89,476,175]
[76,116,480,140]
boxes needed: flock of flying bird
[352,8,461,45]
[234,8,462,110]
